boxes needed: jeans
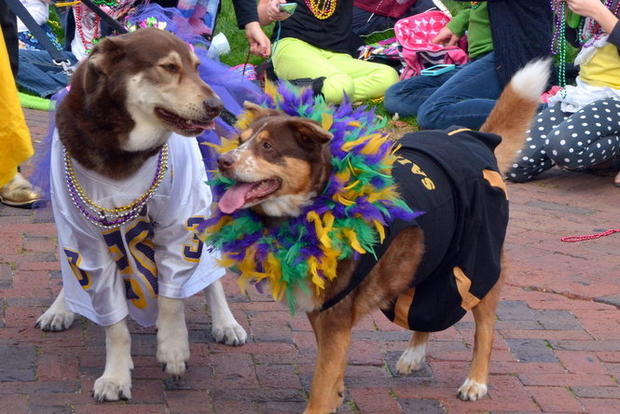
[384,52,502,130]
[17,49,77,98]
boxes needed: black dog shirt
[321,127,509,332]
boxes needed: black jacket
[322,128,509,332]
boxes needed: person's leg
[383,69,457,117]
[324,52,399,102]
[17,50,76,97]
[273,38,398,103]
[417,52,502,129]
[272,38,355,103]
[546,98,620,171]
[506,104,569,182]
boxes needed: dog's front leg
[205,279,247,346]
[304,310,352,414]
[156,296,189,376]
[93,318,133,401]
[36,287,75,331]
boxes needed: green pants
[272,37,399,104]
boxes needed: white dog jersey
[50,132,224,327]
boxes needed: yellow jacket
[0,27,33,187]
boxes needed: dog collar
[199,84,419,312]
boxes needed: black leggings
[507,98,620,182]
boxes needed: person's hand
[567,0,619,34]
[245,22,271,58]
[265,0,292,22]
[566,0,606,19]
[432,26,460,46]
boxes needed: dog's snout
[218,153,235,171]
[204,97,223,118]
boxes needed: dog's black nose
[204,97,223,118]
[217,153,235,170]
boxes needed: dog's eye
[162,63,179,73]
[262,141,272,151]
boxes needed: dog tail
[480,59,552,174]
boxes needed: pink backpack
[394,10,469,80]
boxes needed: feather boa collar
[199,84,420,311]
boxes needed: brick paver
[0,108,618,413]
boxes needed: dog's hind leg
[36,287,75,331]
[304,310,353,414]
[156,296,190,377]
[205,278,247,346]
[396,331,430,375]
[457,270,504,401]
[93,318,133,401]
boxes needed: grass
[213,1,274,67]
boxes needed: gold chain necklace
[304,0,337,20]
[63,144,169,228]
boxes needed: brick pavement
[0,108,618,413]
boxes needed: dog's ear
[242,101,281,120]
[288,118,333,149]
[83,36,127,94]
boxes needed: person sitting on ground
[351,0,436,37]
[256,0,399,104]
[16,0,77,98]
[383,0,552,129]
[507,0,620,187]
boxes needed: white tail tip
[510,59,552,102]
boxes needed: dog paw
[212,320,247,346]
[157,337,190,376]
[93,375,132,402]
[35,308,75,332]
[457,378,488,401]
[396,346,426,375]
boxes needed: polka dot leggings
[507,98,620,182]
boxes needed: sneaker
[0,172,40,209]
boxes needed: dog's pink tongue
[218,183,253,214]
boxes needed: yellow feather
[373,220,386,243]
[321,113,333,131]
[361,136,387,154]
[320,212,335,248]
[264,80,278,100]
[202,216,233,237]
[343,180,360,190]
[341,135,370,152]
[334,194,355,206]
[308,257,325,290]
[348,121,361,127]
[343,229,366,254]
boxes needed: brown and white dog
[36,28,246,401]
[215,60,551,413]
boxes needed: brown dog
[213,60,550,413]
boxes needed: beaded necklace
[63,144,169,229]
[74,4,101,54]
[550,0,620,93]
[304,0,337,20]
[92,0,118,6]
[579,0,620,45]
